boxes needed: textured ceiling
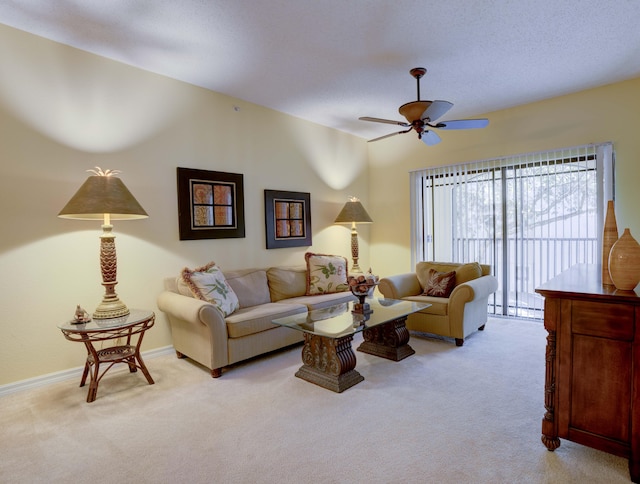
[1,0,640,142]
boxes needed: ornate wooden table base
[294,316,415,392]
[295,333,364,393]
[276,299,428,393]
[357,316,415,361]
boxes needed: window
[410,143,614,319]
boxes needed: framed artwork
[177,167,245,240]
[264,190,312,249]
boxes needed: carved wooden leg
[211,368,222,378]
[542,329,561,451]
[295,333,363,392]
[455,338,464,347]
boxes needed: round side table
[58,309,155,402]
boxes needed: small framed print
[264,190,312,249]
[177,167,245,240]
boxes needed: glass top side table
[58,309,155,402]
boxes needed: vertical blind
[410,142,614,319]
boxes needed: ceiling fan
[359,67,489,145]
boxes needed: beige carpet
[0,317,632,483]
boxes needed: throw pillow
[305,252,349,295]
[181,261,240,316]
[422,269,456,297]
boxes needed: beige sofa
[378,262,498,346]
[157,266,355,377]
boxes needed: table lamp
[334,196,373,273]
[58,168,148,319]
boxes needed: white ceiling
[1,0,640,142]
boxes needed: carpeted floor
[0,317,632,483]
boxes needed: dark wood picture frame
[264,190,312,249]
[177,167,245,240]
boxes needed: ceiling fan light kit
[398,101,432,123]
[360,67,489,146]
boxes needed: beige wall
[0,25,369,385]
[369,77,640,277]
[3,21,640,387]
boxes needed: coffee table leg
[357,316,415,361]
[295,333,364,393]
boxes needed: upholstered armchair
[378,262,498,346]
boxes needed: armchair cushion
[402,295,449,315]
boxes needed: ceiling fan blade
[434,118,489,130]
[421,100,453,122]
[359,116,410,127]
[368,129,411,142]
[422,130,441,146]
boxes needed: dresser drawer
[571,299,634,340]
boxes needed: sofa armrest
[378,273,422,299]
[157,291,229,370]
[157,291,227,331]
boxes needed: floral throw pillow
[305,253,349,295]
[422,268,456,297]
[181,262,240,316]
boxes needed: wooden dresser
[536,264,640,482]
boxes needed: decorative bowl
[348,275,379,312]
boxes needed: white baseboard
[0,345,175,398]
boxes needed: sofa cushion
[181,262,240,316]
[279,291,356,311]
[416,261,482,291]
[267,266,307,301]
[422,269,456,297]
[224,268,272,308]
[225,303,307,338]
[174,277,192,297]
[305,252,349,295]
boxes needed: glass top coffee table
[272,298,430,392]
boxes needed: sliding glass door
[411,143,614,319]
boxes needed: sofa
[378,261,498,346]
[157,262,356,377]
